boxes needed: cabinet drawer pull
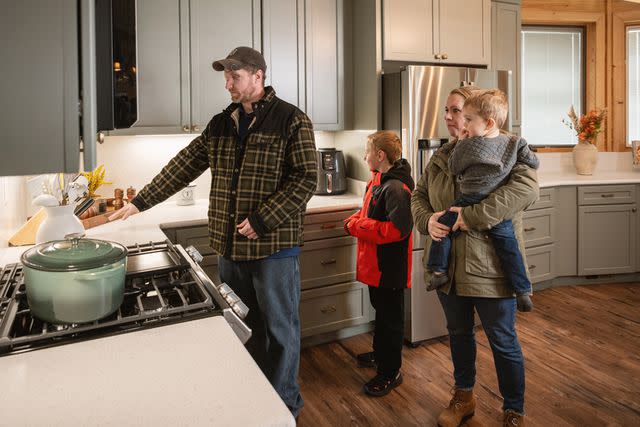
[600,193,615,198]
[524,227,536,232]
[320,258,337,266]
[182,125,190,132]
[528,265,536,270]
[320,305,337,314]
[320,223,337,230]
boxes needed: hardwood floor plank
[297,283,640,426]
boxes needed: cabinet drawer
[528,187,556,211]
[175,227,215,256]
[525,244,555,284]
[303,209,358,241]
[300,236,356,290]
[522,208,555,248]
[578,185,636,205]
[300,281,370,338]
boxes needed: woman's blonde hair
[450,85,481,100]
[367,130,402,162]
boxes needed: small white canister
[177,184,196,206]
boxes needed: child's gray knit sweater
[449,134,539,196]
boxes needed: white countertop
[0,316,294,427]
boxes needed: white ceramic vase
[572,142,598,175]
[36,205,85,244]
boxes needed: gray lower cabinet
[578,185,637,275]
[163,208,372,340]
[523,187,557,284]
[300,209,373,339]
[111,0,261,135]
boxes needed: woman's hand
[449,206,469,232]
[428,211,451,242]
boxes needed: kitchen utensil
[7,208,47,246]
[21,234,128,324]
[35,204,85,244]
[74,197,95,217]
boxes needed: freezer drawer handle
[528,264,536,270]
[600,193,615,198]
[524,227,536,232]
[321,258,337,266]
[321,305,337,314]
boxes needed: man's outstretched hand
[108,203,140,221]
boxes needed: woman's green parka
[411,142,540,297]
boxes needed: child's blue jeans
[427,193,532,295]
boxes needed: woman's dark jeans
[437,290,525,413]
[427,193,532,295]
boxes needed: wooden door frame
[610,5,640,152]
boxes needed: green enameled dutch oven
[21,235,128,324]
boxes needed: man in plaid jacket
[110,46,318,417]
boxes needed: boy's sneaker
[356,351,377,368]
[427,272,449,291]
[516,294,534,312]
[363,372,403,397]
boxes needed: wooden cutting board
[8,208,46,246]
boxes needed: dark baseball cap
[212,46,267,73]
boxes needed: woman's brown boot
[503,409,525,426]
[437,388,476,427]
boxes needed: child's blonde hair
[367,131,402,162]
[463,89,509,128]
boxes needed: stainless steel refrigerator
[382,65,513,345]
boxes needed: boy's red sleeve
[343,210,362,235]
[348,217,404,244]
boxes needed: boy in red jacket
[344,131,414,397]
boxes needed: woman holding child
[411,86,539,426]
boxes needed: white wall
[0,177,28,248]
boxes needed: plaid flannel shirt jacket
[131,87,318,261]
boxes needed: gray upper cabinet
[382,0,490,66]
[382,0,434,62]
[189,0,260,130]
[262,0,304,108]
[491,0,521,128]
[112,0,260,136]
[1,0,96,176]
[131,0,184,132]
[305,0,344,130]
[262,0,344,130]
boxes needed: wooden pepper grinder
[126,186,136,203]
[114,188,125,210]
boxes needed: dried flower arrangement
[81,165,112,198]
[563,106,606,144]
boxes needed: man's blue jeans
[437,290,525,413]
[427,193,532,295]
[219,256,303,416]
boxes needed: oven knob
[185,245,204,264]
[224,292,249,319]
[231,300,249,320]
[217,283,233,297]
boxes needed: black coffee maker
[314,148,347,195]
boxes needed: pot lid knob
[65,232,86,247]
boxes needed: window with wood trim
[521,26,585,147]
[628,25,640,146]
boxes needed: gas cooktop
[0,241,250,355]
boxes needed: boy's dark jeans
[427,193,532,295]
[369,286,405,377]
